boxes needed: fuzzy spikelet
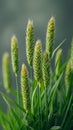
[33,40,42,84]
[65,60,72,96]
[2,53,11,92]
[71,38,73,71]
[55,49,62,79]
[42,51,50,87]
[26,20,34,67]
[11,36,19,76]
[46,17,55,58]
[21,64,31,112]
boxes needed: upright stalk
[30,67,33,99]
[37,83,42,130]
[11,35,19,104]
[45,87,48,130]
[16,75,19,105]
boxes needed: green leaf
[31,86,37,113]
[50,126,61,130]
[0,108,13,130]
[0,91,26,113]
[61,95,73,129]
[10,108,21,126]
[48,72,63,106]
[52,39,66,59]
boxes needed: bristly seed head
[11,36,19,76]
[42,51,50,88]
[65,60,73,96]
[33,40,42,84]
[26,20,34,67]
[21,64,31,112]
[2,52,11,92]
[46,16,55,58]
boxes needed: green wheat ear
[2,53,11,92]
[55,48,62,79]
[26,20,34,67]
[46,16,55,58]
[65,60,72,96]
[42,51,50,88]
[33,40,42,85]
[21,64,31,112]
[11,36,19,76]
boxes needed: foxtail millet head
[21,64,31,112]
[26,20,34,67]
[42,51,50,87]
[33,40,42,84]
[46,16,55,58]
[11,35,19,76]
[2,52,11,92]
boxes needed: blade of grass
[52,39,66,59]
[31,86,37,113]
[0,91,26,113]
[61,95,73,129]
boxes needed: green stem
[16,75,19,106]
[38,84,42,130]
[16,75,20,118]
[31,86,37,114]
[45,87,48,130]
[30,67,33,98]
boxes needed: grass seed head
[42,51,50,87]
[11,36,19,76]
[65,60,73,96]
[46,16,55,58]
[26,20,34,67]
[21,64,31,112]
[2,53,11,92]
[33,40,42,84]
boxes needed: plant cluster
[0,17,73,130]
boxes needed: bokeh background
[0,0,73,129]
[0,0,73,76]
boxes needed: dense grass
[0,17,73,130]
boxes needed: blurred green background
[0,0,73,129]
[0,0,73,74]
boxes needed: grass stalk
[30,67,33,98]
[45,87,48,130]
[16,76,19,105]
[37,84,42,130]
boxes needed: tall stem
[16,75,19,105]
[30,67,33,98]
[38,84,42,130]
[45,87,48,130]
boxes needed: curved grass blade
[0,91,26,113]
[61,95,73,129]
[52,39,66,59]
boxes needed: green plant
[0,17,73,130]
